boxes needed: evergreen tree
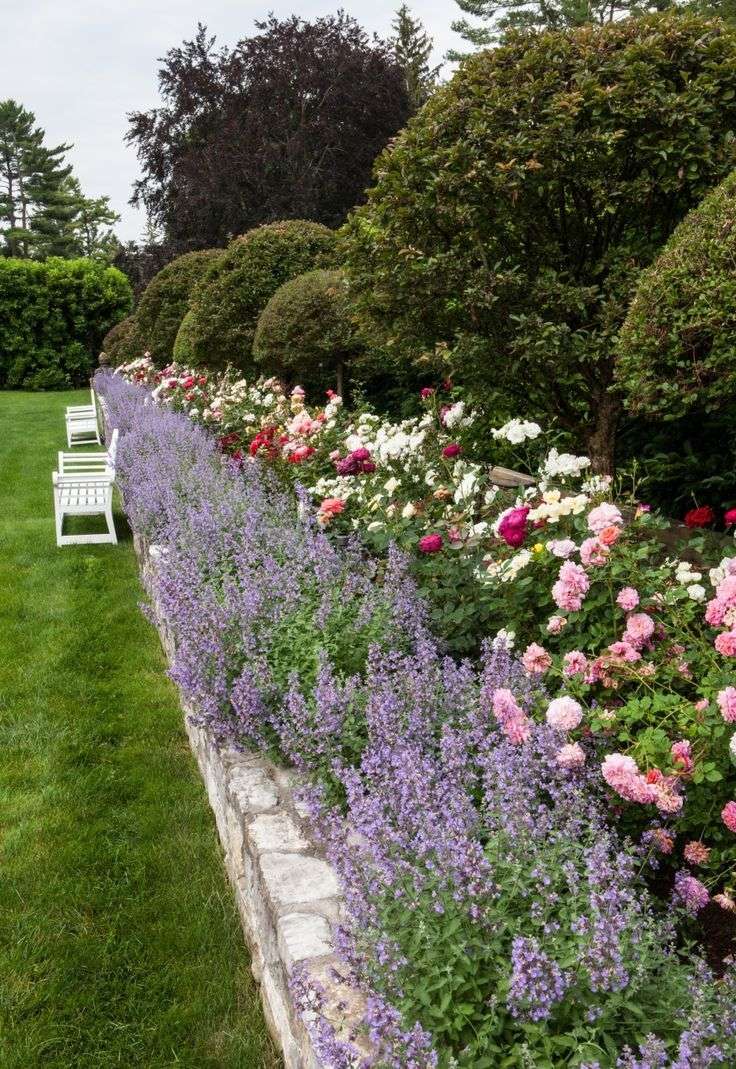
[390,5,441,111]
[63,177,120,260]
[449,0,674,53]
[0,100,73,258]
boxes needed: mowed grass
[0,390,279,1069]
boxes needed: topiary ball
[101,315,145,366]
[135,249,222,364]
[186,220,337,373]
[617,170,736,419]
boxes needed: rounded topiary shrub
[102,315,145,366]
[173,309,197,365]
[253,269,362,395]
[134,249,221,364]
[187,220,337,373]
[617,170,736,419]
[342,12,736,471]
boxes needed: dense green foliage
[187,220,337,372]
[135,249,221,364]
[173,309,197,365]
[0,389,278,1068]
[0,257,131,389]
[343,13,736,471]
[617,168,736,420]
[102,314,144,367]
[254,268,363,394]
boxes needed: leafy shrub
[187,220,337,373]
[253,268,363,395]
[617,170,736,420]
[173,309,197,365]
[102,315,145,366]
[0,257,132,389]
[342,12,736,472]
[135,249,222,364]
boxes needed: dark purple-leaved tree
[127,14,410,248]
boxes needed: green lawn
[0,390,279,1068]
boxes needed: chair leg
[54,497,64,547]
[105,505,118,545]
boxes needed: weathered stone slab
[277,912,333,970]
[260,852,340,909]
[249,812,309,854]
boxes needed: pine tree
[449,0,674,54]
[0,99,73,258]
[63,177,120,260]
[390,5,441,112]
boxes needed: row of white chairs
[53,389,119,547]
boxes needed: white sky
[5,1,463,242]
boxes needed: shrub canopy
[102,315,144,367]
[173,309,197,365]
[342,13,736,470]
[0,257,132,389]
[253,269,362,395]
[617,169,736,420]
[135,249,221,364]
[187,220,337,372]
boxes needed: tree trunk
[585,391,621,476]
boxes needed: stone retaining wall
[132,532,370,1069]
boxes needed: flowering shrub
[99,368,736,1067]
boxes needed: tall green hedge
[102,315,145,367]
[617,169,736,419]
[0,258,132,389]
[186,220,337,373]
[135,249,222,364]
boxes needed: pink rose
[624,612,655,648]
[563,651,588,677]
[418,533,443,554]
[598,525,621,547]
[683,841,710,865]
[498,507,530,549]
[442,443,462,458]
[548,539,576,559]
[587,503,623,534]
[715,631,736,657]
[671,739,693,774]
[546,614,567,634]
[717,687,736,723]
[546,696,583,732]
[420,386,435,399]
[722,801,736,833]
[580,537,608,567]
[726,508,736,527]
[522,642,552,675]
[556,742,586,769]
[616,587,640,612]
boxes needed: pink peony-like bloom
[602,752,639,786]
[649,828,674,854]
[714,893,736,912]
[607,641,641,663]
[624,612,655,648]
[498,507,530,549]
[552,560,590,612]
[522,642,552,675]
[617,587,640,612]
[548,539,576,559]
[563,650,588,677]
[694,698,709,713]
[722,801,736,833]
[601,753,659,805]
[418,533,443,554]
[715,631,736,657]
[717,687,736,723]
[546,614,567,634]
[684,841,711,865]
[442,443,462,458]
[671,739,693,774]
[420,386,435,399]
[546,696,583,732]
[580,537,609,567]
[491,688,532,745]
[556,742,586,769]
[587,502,623,534]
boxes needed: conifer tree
[390,5,441,111]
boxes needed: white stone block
[277,912,333,970]
[260,852,339,908]
[229,767,278,813]
[249,812,309,854]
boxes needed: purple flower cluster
[96,371,736,1069]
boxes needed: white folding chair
[57,429,118,477]
[66,389,101,447]
[52,470,117,546]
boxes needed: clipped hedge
[173,310,197,365]
[135,249,222,364]
[253,268,362,395]
[186,220,337,373]
[0,258,132,389]
[617,169,736,419]
[102,315,145,367]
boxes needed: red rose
[683,506,715,528]
[418,533,443,554]
[420,387,435,399]
[442,443,462,458]
[725,508,736,527]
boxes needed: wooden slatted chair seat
[52,470,117,546]
[65,388,101,447]
[57,429,118,477]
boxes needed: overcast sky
[5,1,463,242]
